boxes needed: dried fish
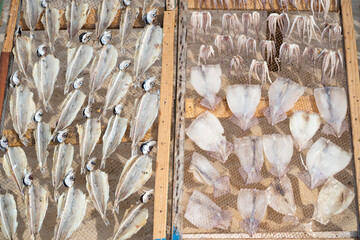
[25,185,49,239]
[78,118,102,174]
[142,77,156,92]
[66,1,89,45]
[227,84,261,131]
[314,87,347,137]
[234,136,264,184]
[96,0,120,37]
[189,152,230,197]
[41,6,61,51]
[119,7,139,54]
[0,193,18,240]
[186,111,233,163]
[134,24,163,81]
[312,177,354,225]
[86,170,110,225]
[13,29,32,79]
[214,35,234,56]
[9,70,21,88]
[190,64,222,110]
[34,110,52,174]
[113,204,148,240]
[290,111,321,151]
[23,0,42,37]
[263,77,305,125]
[263,134,293,178]
[37,43,48,57]
[143,8,157,25]
[114,155,152,213]
[198,45,215,65]
[130,92,160,156]
[299,138,351,190]
[248,60,271,85]
[185,190,232,230]
[54,188,87,240]
[190,12,212,41]
[260,40,276,63]
[10,84,36,146]
[140,140,157,155]
[237,189,268,236]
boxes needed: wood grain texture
[166,0,176,11]
[19,8,164,31]
[153,10,176,240]
[341,0,360,238]
[0,53,10,123]
[2,0,20,52]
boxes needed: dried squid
[248,60,271,85]
[0,193,18,240]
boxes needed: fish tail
[100,158,106,169]
[113,204,119,215]
[20,135,29,146]
[103,216,110,226]
[54,189,59,202]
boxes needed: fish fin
[299,139,313,152]
[213,176,230,198]
[230,115,258,131]
[283,214,299,225]
[321,123,337,137]
[338,119,348,137]
[240,168,263,185]
[200,96,221,111]
[270,165,289,179]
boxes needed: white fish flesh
[134,24,163,81]
[54,187,87,240]
[130,92,160,155]
[299,138,351,190]
[234,136,263,184]
[263,134,293,178]
[66,1,89,44]
[25,185,49,239]
[2,147,30,194]
[314,87,347,137]
[263,77,305,125]
[34,122,52,174]
[52,143,74,201]
[86,170,110,225]
[41,7,61,51]
[312,177,354,225]
[104,72,133,112]
[65,45,94,94]
[237,189,268,236]
[78,118,101,174]
[190,64,222,110]
[189,152,230,197]
[0,193,18,240]
[289,111,320,151]
[227,84,261,131]
[185,190,232,230]
[114,155,152,213]
[89,44,118,98]
[10,84,36,146]
[53,89,86,135]
[113,204,148,240]
[119,7,139,54]
[266,175,298,223]
[95,0,120,37]
[13,34,32,79]
[33,54,60,111]
[23,0,42,34]
[101,113,128,169]
[186,111,233,163]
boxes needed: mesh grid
[179,8,358,237]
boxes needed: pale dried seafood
[96,0,120,37]
[23,0,42,37]
[190,11,212,42]
[66,0,90,46]
[236,35,256,57]
[190,64,222,110]
[119,7,140,54]
[288,15,320,44]
[252,11,261,38]
[242,13,251,36]
[260,40,276,63]
[185,190,232,230]
[222,13,240,36]
[143,8,158,25]
[319,49,343,83]
[321,22,342,46]
[230,55,246,74]
[34,111,52,173]
[41,5,61,51]
[234,136,264,184]
[266,13,290,39]
[214,35,234,56]
[0,193,18,240]
[13,29,32,79]
[186,111,233,163]
[189,152,231,197]
[302,47,321,69]
[279,42,301,65]
[248,60,271,85]
[198,45,215,65]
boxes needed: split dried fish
[263,134,293,178]
[134,24,163,81]
[263,77,305,125]
[185,190,232,230]
[289,111,321,151]
[96,0,120,37]
[248,60,271,85]
[54,187,87,240]
[190,12,211,42]
[189,152,230,197]
[10,84,36,146]
[13,29,32,79]
[114,155,152,213]
[237,189,268,236]
[0,193,18,240]
[190,64,222,110]
[186,111,233,163]
[41,6,61,51]
[119,7,139,54]
[34,111,52,174]
[198,45,215,65]
[78,118,101,174]
[86,170,110,225]
[234,136,264,184]
[33,54,60,111]
[66,0,89,45]
[214,35,234,56]
[52,143,74,201]
[227,84,261,131]
[23,0,42,37]
[299,138,351,190]
[312,177,354,225]
[113,203,148,240]
[314,87,347,137]
[25,184,49,239]
[130,91,160,156]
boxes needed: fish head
[86,158,96,172]
[82,104,93,118]
[140,189,154,203]
[144,8,158,25]
[79,32,93,44]
[23,171,33,187]
[0,136,9,151]
[142,77,156,92]
[119,60,131,70]
[73,78,84,90]
[41,0,48,8]
[33,109,43,123]
[63,169,75,188]
[113,105,123,115]
[99,31,112,46]
[15,26,22,37]
[140,140,157,155]
[55,130,68,143]
[37,44,48,57]
[9,70,21,88]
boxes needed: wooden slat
[166,0,176,11]
[341,0,360,238]
[185,96,318,119]
[18,8,164,31]
[153,10,176,240]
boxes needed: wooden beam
[185,96,318,119]
[153,10,176,240]
[18,8,164,31]
[166,0,176,11]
